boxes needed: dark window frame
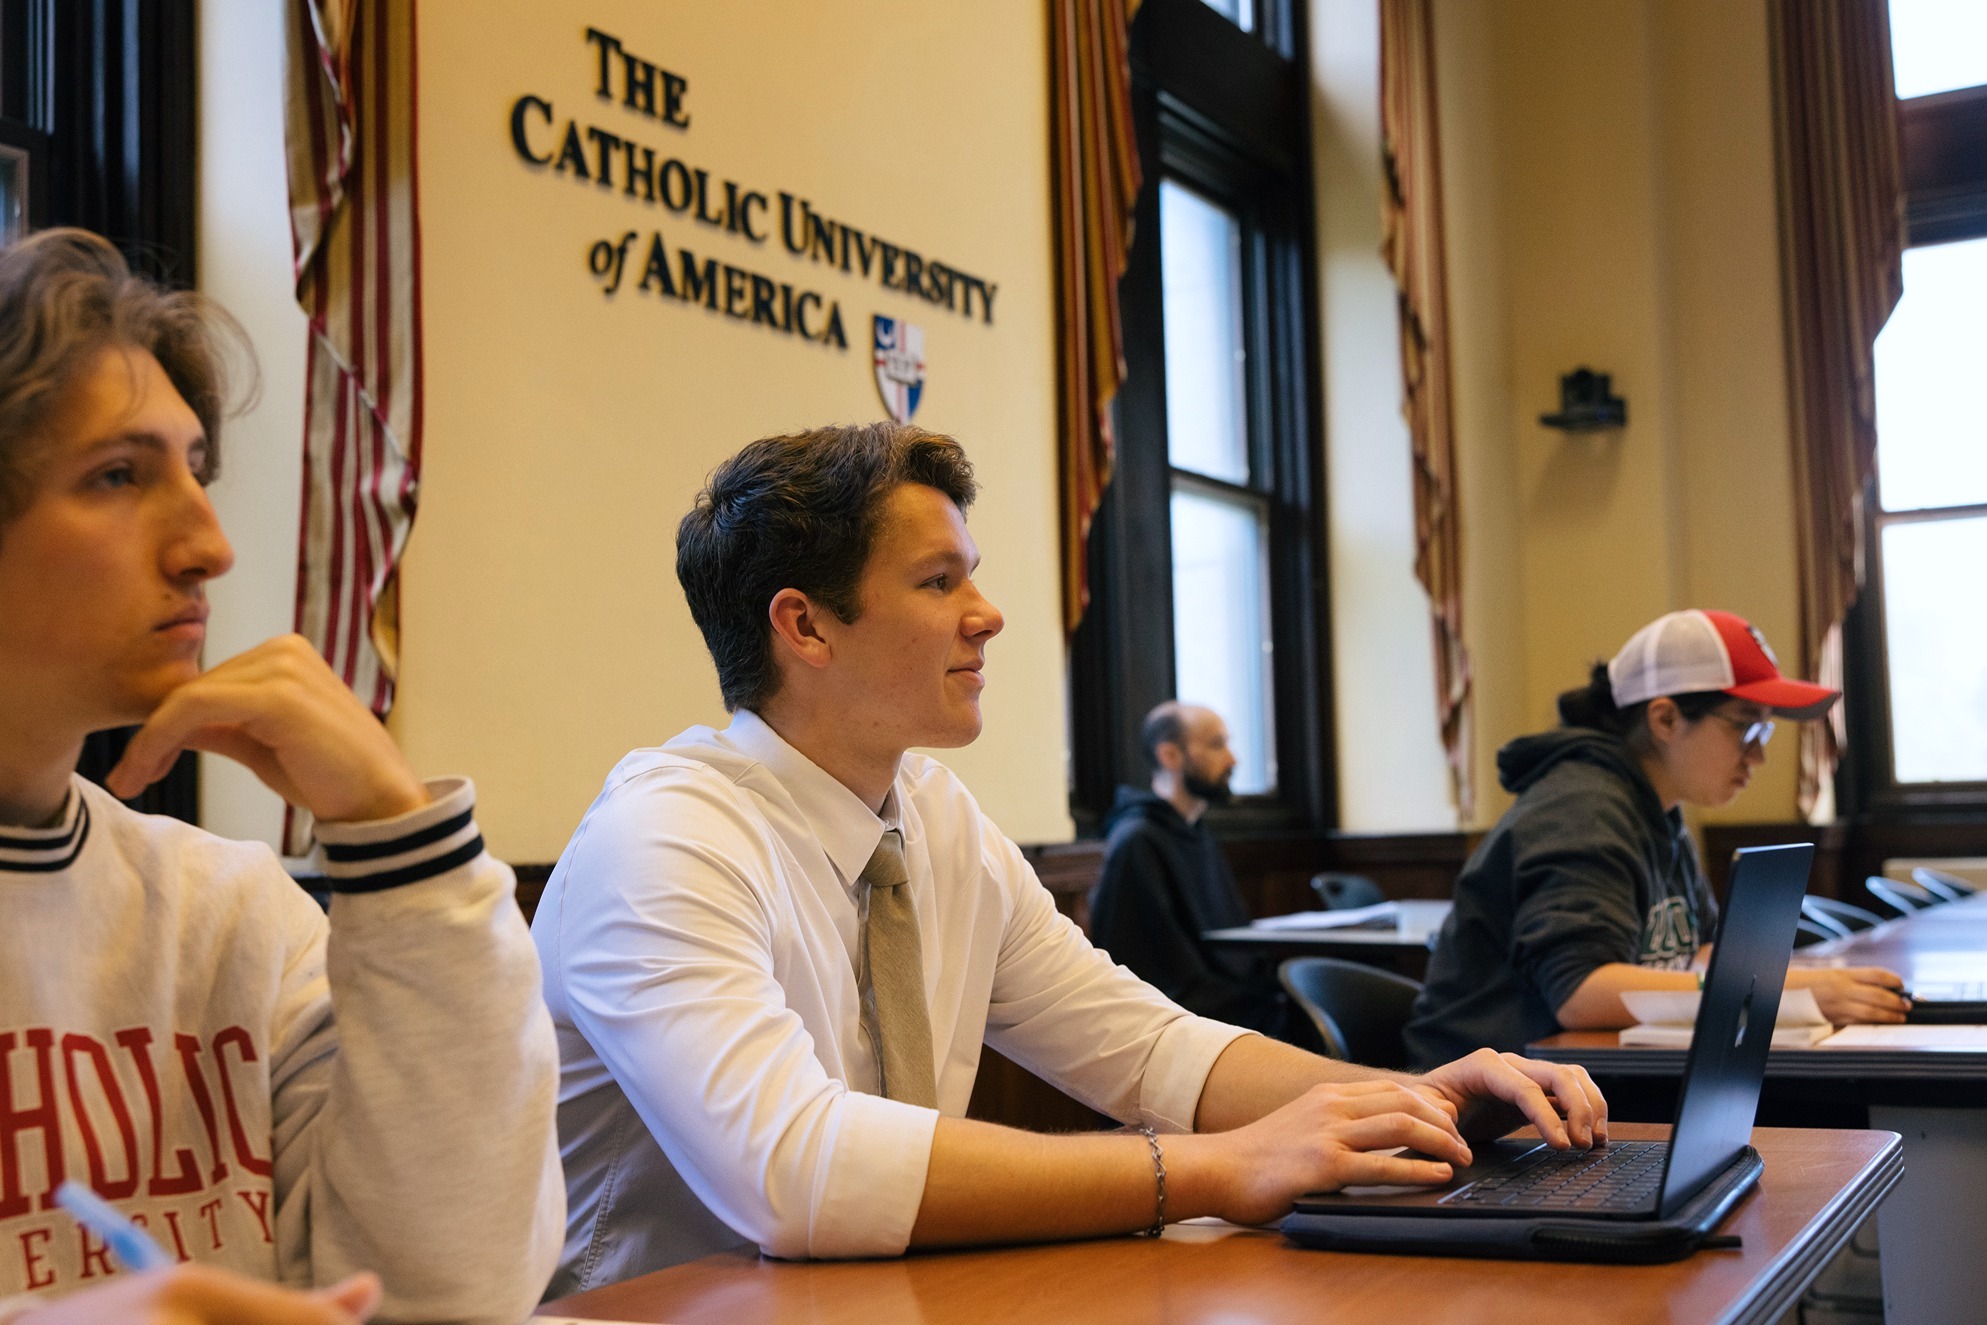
[1192,0,1299,61]
[0,116,48,240]
[1840,82,1987,819]
[1068,0,1332,837]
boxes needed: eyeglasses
[1709,712,1775,749]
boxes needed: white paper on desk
[1620,1023,1833,1048]
[1819,1023,1987,1048]
[1251,901,1399,931]
[1619,987,1827,1029]
[536,1318,663,1324]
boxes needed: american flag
[282,0,423,854]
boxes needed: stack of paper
[1818,1024,1987,1049]
[1617,988,1832,1048]
[1250,901,1400,932]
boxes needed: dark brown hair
[0,228,250,523]
[1141,701,1188,771]
[676,421,978,712]
[1557,662,1728,752]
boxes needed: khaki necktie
[858,829,938,1107]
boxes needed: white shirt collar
[723,709,905,890]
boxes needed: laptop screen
[1656,842,1814,1217]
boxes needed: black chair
[1799,895,1883,941]
[1912,866,1979,901]
[1277,957,1422,1070]
[1865,874,1940,917]
[1309,872,1385,911]
[292,872,334,914]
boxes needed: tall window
[1198,0,1256,36]
[1161,180,1276,793]
[1068,0,1326,831]
[1870,239,1987,785]
[1845,2,1987,808]
[1887,0,1987,99]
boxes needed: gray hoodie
[1402,728,1717,1069]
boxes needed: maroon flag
[283,0,423,853]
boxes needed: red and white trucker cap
[1606,610,1839,720]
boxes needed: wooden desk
[1528,891,1987,1101]
[1801,888,1987,983]
[539,1124,1898,1325]
[1528,892,1987,1324]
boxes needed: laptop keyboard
[1440,1141,1666,1212]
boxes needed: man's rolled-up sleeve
[551,768,938,1259]
[980,828,1250,1133]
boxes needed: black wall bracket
[1540,367,1627,432]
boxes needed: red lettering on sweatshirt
[166,1033,226,1190]
[59,1033,141,1199]
[17,1226,53,1289]
[77,1224,113,1279]
[0,1030,64,1216]
[235,1187,274,1244]
[117,1028,228,1193]
[197,1196,225,1251]
[158,1208,191,1262]
[211,1028,271,1177]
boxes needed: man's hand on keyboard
[1180,1079,1475,1225]
[1414,1049,1609,1150]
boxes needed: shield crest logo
[873,315,925,423]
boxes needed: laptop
[1283,842,1814,1264]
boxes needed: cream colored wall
[1433,0,1804,830]
[1431,0,1530,834]
[204,0,1801,855]
[197,0,308,852]
[1311,0,1460,832]
[400,3,1070,862]
[1653,0,1803,829]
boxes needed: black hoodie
[1088,787,1282,1033]
[1402,728,1718,1069]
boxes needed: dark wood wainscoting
[980,833,1480,1131]
[477,813,1986,1140]
[505,830,1482,1135]
[514,863,554,922]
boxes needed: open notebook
[1619,988,1833,1047]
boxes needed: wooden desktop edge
[1529,1029,1987,1080]
[535,1124,1903,1325]
[1719,1132,1902,1325]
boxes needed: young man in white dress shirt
[534,422,1607,1293]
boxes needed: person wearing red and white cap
[1403,610,1906,1068]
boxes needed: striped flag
[282,0,423,854]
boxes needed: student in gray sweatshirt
[1405,610,1908,1069]
[0,230,562,1324]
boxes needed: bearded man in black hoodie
[1089,703,1287,1035]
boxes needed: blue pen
[55,1181,174,1273]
